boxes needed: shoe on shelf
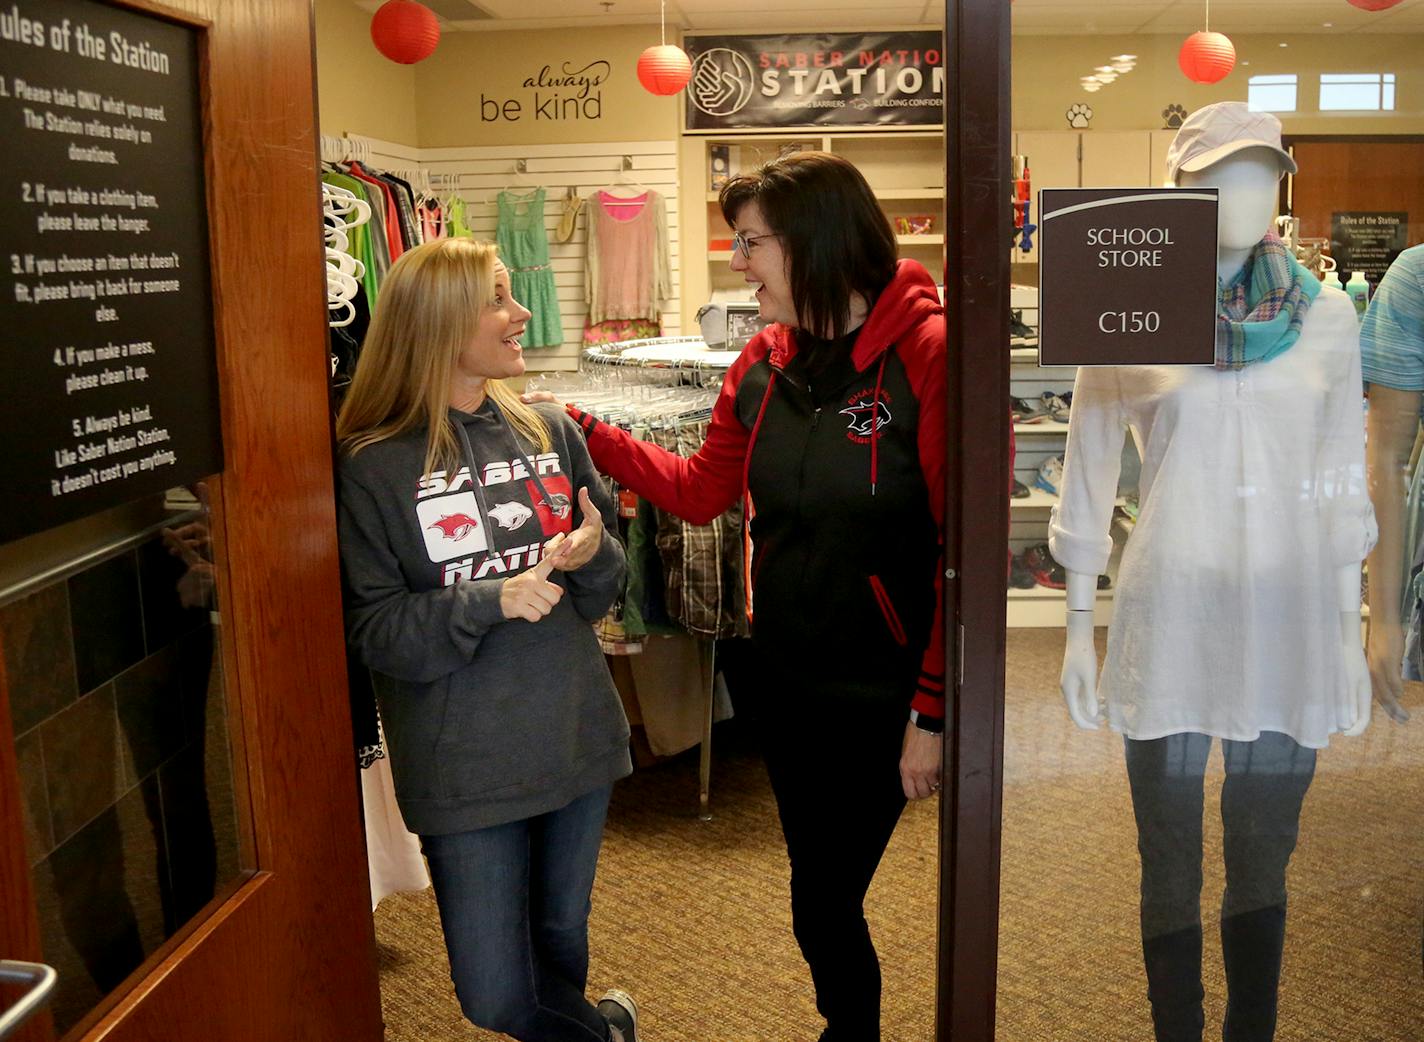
[1009,552,1037,589]
[1033,455,1064,496]
[1097,573,1112,590]
[1012,396,1049,424]
[1012,478,1031,499]
[1020,542,1066,590]
[1010,309,1039,347]
[1049,390,1072,424]
[598,990,639,1042]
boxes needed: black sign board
[0,0,222,544]
[1039,188,1220,367]
[684,32,943,132]
[1330,211,1408,284]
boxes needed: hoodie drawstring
[870,351,888,497]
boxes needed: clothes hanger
[600,156,650,201]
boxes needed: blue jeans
[421,786,614,1042]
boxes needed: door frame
[938,0,1011,1039]
[0,1,382,1038]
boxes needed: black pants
[759,684,909,1042]
[1125,731,1316,1042]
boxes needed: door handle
[0,961,57,1040]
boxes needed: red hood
[765,259,944,372]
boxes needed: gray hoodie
[338,400,630,835]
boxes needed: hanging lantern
[370,0,440,65]
[1178,31,1236,84]
[1346,0,1404,9]
[637,44,692,95]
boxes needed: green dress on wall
[496,188,563,349]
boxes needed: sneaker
[598,990,638,1042]
[1008,552,1036,589]
[1010,309,1039,347]
[1033,455,1064,496]
[1012,478,1031,499]
[1012,396,1049,424]
[1049,390,1072,424]
[1020,543,1066,589]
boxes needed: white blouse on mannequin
[1049,284,1377,748]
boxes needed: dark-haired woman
[526,151,944,1041]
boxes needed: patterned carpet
[374,630,1424,1041]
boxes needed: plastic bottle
[1345,271,1370,316]
[1321,270,1344,293]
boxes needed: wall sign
[0,0,222,544]
[479,59,611,125]
[1330,211,1408,284]
[1039,188,1219,367]
[684,32,943,132]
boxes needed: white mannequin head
[1177,148,1282,281]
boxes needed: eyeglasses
[732,230,777,256]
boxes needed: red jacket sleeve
[900,316,947,719]
[566,346,761,526]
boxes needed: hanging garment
[584,317,661,346]
[322,171,382,298]
[347,161,404,263]
[1049,286,1377,748]
[585,189,672,324]
[496,188,563,348]
[447,195,472,239]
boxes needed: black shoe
[1008,552,1036,589]
[598,989,638,1042]
[1010,309,1039,347]
[1012,478,1031,499]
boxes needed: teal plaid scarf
[1215,233,1321,371]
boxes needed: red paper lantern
[1178,30,1236,84]
[637,45,692,96]
[1346,0,1404,9]
[370,0,440,65]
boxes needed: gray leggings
[1125,730,1316,938]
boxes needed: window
[1248,74,1298,113]
[1319,73,1396,111]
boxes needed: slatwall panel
[343,135,682,373]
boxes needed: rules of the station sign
[1038,187,1219,367]
[0,0,223,544]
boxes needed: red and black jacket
[570,259,946,720]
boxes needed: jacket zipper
[868,575,909,646]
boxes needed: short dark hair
[720,151,898,341]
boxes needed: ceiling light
[1083,82,1102,92]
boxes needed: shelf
[896,233,944,246]
[1013,421,1069,435]
[1013,490,1126,510]
[1008,583,1113,601]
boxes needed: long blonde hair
[336,237,551,479]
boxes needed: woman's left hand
[549,487,604,572]
[900,722,943,800]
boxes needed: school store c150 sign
[684,32,943,132]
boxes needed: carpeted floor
[374,629,1424,1040]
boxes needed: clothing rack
[581,336,740,375]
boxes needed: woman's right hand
[500,534,573,621]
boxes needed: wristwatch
[909,709,944,735]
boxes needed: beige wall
[313,0,420,145]
[412,26,681,148]
[1014,32,1424,134]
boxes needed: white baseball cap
[1166,102,1297,184]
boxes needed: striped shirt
[1361,245,1424,390]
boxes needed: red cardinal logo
[429,513,481,541]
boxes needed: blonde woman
[336,238,640,1042]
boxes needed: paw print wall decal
[1162,104,1188,129]
[1066,103,1093,129]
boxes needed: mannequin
[1050,105,1378,1042]
[1060,152,1372,735]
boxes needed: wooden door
[0,0,382,1039]
[1289,138,1424,246]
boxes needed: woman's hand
[500,534,572,621]
[520,391,563,407]
[550,488,604,573]
[900,721,943,800]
